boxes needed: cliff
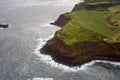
[40,1,120,67]
[40,36,120,66]
[51,14,71,27]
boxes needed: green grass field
[87,1,111,5]
[112,13,120,20]
[56,2,120,45]
[109,6,120,12]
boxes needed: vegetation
[86,1,112,5]
[108,6,120,12]
[56,0,120,45]
[41,0,120,66]
[112,13,120,20]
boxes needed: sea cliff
[40,0,120,67]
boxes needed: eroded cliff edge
[41,36,120,66]
[40,1,120,67]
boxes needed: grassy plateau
[41,0,120,66]
[57,1,120,45]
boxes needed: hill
[40,0,120,66]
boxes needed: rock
[51,14,71,27]
[0,24,9,28]
[72,2,86,11]
[40,36,120,67]
[40,1,120,67]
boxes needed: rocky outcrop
[40,36,120,67]
[40,2,120,67]
[51,2,85,27]
[51,14,71,27]
[40,36,78,66]
[0,24,9,29]
[72,2,86,11]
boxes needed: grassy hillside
[56,1,120,46]
[41,1,120,66]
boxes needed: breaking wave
[34,35,120,72]
[32,77,54,80]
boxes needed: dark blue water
[0,0,120,80]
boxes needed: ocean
[0,0,120,80]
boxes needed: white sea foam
[33,0,120,71]
[34,35,93,72]
[32,77,54,80]
[34,35,120,72]
[0,28,4,30]
[39,22,57,28]
[94,60,120,66]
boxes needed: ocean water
[0,0,120,80]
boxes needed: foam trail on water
[32,77,54,80]
[39,22,57,28]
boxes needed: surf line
[34,36,120,72]
[34,23,120,72]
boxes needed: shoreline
[40,35,120,67]
[40,1,120,67]
[36,35,120,72]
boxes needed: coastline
[40,36,120,67]
[40,2,120,67]
[36,33,120,72]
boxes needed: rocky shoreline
[40,2,120,67]
[40,36,120,67]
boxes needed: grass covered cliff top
[41,0,120,66]
[56,0,120,45]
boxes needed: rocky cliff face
[40,36,79,66]
[40,35,120,66]
[72,2,86,11]
[40,2,120,67]
[51,14,71,27]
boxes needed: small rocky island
[0,24,9,29]
[40,0,120,67]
